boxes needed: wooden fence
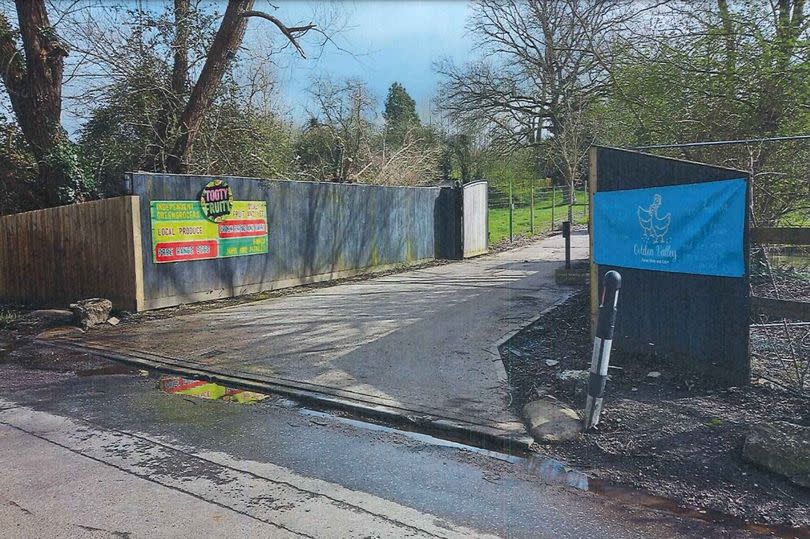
[0,197,144,311]
[751,227,810,321]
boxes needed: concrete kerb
[38,338,535,455]
[488,290,578,383]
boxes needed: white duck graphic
[637,194,671,244]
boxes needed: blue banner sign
[593,179,746,277]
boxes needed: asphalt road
[0,360,765,539]
[46,232,591,443]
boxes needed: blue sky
[245,1,473,122]
[1,1,474,131]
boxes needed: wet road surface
[0,363,768,538]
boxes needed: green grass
[779,209,810,227]
[488,189,588,244]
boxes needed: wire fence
[643,137,809,392]
[488,183,589,244]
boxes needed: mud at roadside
[500,291,810,530]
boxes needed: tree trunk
[0,1,79,206]
[171,0,190,96]
[148,0,190,171]
[166,0,256,173]
[567,176,575,225]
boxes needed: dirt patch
[0,308,121,383]
[501,290,810,529]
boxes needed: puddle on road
[158,375,269,404]
[51,366,809,536]
[297,408,807,537]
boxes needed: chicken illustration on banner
[637,194,671,244]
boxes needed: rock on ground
[742,422,810,488]
[522,399,582,443]
[70,298,112,329]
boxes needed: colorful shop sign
[199,179,233,222]
[150,184,268,263]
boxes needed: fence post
[551,184,556,232]
[529,179,534,235]
[562,220,571,269]
[584,270,622,430]
[509,180,514,242]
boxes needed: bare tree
[0,0,318,206]
[438,0,634,222]
[298,78,377,183]
[366,126,442,186]
[165,0,315,173]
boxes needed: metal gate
[462,181,488,258]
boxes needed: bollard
[562,221,571,269]
[584,270,622,430]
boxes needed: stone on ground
[522,399,582,443]
[742,422,810,488]
[70,298,112,329]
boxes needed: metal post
[562,221,571,269]
[529,179,534,235]
[584,270,622,430]
[509,180,514,242]
[551,184,556,231]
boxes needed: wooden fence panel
[0,197,143,311]
[463,181,489,258]
[751,227,810,245]
[751,297,810,320]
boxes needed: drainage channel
[148,371,589,490]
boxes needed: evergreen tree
[383,82,420,147]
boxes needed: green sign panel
[150,199,268,263]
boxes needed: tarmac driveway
[47,232,589,444]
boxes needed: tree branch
[242,10,316,58]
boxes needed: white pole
[584,270,622,430]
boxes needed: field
[488,189,588,244]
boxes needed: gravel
[500,290,810,529]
